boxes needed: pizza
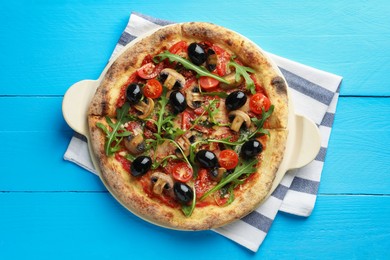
[87,22,288,230]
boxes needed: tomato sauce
[115,153,131,172]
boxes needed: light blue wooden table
[1,1,389,259]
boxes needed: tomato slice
[250,74,266,94]
[136,62,163,79]
[172,162,193,182]
[212,45,231,76]
[143,79,163,99]
[195,169,213,198]
[169,41,188,57]
[181,111,193,130]
[218,150,239,170]
[199,76,219,91]
[249,93,271,115]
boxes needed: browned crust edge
[87,22,289,230]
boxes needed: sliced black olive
[169,91,187,113]
[126,83,143,105]
[188,42,207,65]
[206,49,217,71]
[195,150,218,168]
[173,182,194,204]
[192,86,200,93]
[210,168,219,179]
[188,135,196,143]
[240,140,263,159]
[225,91,247,111]
[130,156,152,177]
[209,167,227,181]
[159,73,168,83]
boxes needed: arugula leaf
[247,105,274,139]
[228,60,256,94]
[181,183,196,217]
[205,100,220,126]
[201,92,228,98]
[96,102,132,156]
[200,159,258,200]
[151,154,178,170]
[154,51,229,84]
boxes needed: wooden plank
[0,97,71,132]
[0,1,389,95]
[0,131,105,191]
[321,97,390,194]
[0,193,388,259]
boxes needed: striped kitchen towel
[64,12,342,252]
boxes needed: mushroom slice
[228,110,251,132]
[220,73,244,90]
[186,86,203,109]
[124,134,145,155]
[160,68,186,90]
[133,97,154,119]
[175,136,191,158]
[150,172,174,195]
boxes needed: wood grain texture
[0,1,390,95]
[0,193,389,259]
[1,0,390,258]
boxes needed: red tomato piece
[199,76,219,91]
[141,54,153,66]
[172,162,193,182]
[250,74,266,94]
[136,62,163,79]
[193,107,205,115]
[143,79,163,99]
[212,45,231,76]
[169,40,188,56]
[218,149,239,170]
[181,111,193,130]
[249,93,271,115]
[195,169,213,198]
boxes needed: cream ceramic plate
[62,25,321,229]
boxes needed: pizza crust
[181,22,288,129]
[89,114,287,230]
[87,22,289,230]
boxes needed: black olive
[126,83,143,105]
[188,43,207,65]
[195,150,218,168]
[209,167,219,179]
[206,49,217,71]
[240,140,263,159]
[130,156,152,177]
[173,182,194,204]
[225,91,247,111]
[188,135,196,143]
[159,73,168,83]
[169,91,187,113]
[192,86,200,93]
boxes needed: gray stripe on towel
[118,31,137,46]
[289,177,319,195]
[320,112,335,127]
[132,12,174,26]
[242,211,273,233]
[279,68,334,106]
[271,184,289,200]
[315,147,327,162]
